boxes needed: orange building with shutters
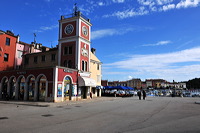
[0,30,18,71]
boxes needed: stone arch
[35,74,48,101]
[0,76,8,99]
[8,76,16,100]
[16,75,26,100]
[25,75,36,101]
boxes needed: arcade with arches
[0,74,48,101]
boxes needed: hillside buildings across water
[102,79,186,90]
[0,9,102,102]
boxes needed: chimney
[6,30,14,36]
[91,48,96,55]
[17,35,20,43]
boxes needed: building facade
[0,10,102,102]
[127,78,142,89]
[90,48,102,97]
[0,30,18,71]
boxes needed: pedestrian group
[137,90,146,100]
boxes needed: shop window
[6,37,10,46]
[4,53,9,61]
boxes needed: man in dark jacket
[137,91,141,100]
[142,90,146,100]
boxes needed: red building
[0,9,98,102]
[0,30,18,71]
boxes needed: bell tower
[58,4,92,73]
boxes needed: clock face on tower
[82,26,88,36]
[65,24,74,35]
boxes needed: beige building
[90,48,102,97]
[23,47,58,69]
[127,78,142,89]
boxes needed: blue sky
[1,0,200,82]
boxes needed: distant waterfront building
[127,78,142,89]
[108,81,127,86]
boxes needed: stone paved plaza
[0,96,200,133]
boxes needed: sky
[1,0,200,82]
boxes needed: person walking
[142,90,146,100]
[137,91,141,100]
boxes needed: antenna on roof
[33,33,36,44]
[49,41,53,48]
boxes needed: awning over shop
[78,76,96,87]
[96,86,104,89]
[104,86,134,90]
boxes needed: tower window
[5,37,10,46]
[4,53,9,61]
[64,46,72,55]
[82,61,84,71]
[82,61,87,71]
[68,60,72,68]
[85,61,87,71]
[64,60,72,68]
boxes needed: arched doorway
[17,76,25,100]
[9,77,16,100]
[27,76,35,101]
[36,75,47,101]
[64,76,72,100]
[0,77,8,100]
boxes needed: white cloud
[98,2,105,6]
[104,47,200,81]
[91,27,134,40]
[176,0,200,9]
[104,0,200,19]
[128,75,133,79]
[142,40,172,46]
[91,29,117,40]
[162,4,175,11]
[34,24,58,32]
[138,0,155,6]
[44,0,51,2]
[156,0,174,5]
[112,0,125,3]
[104,7,149,19]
